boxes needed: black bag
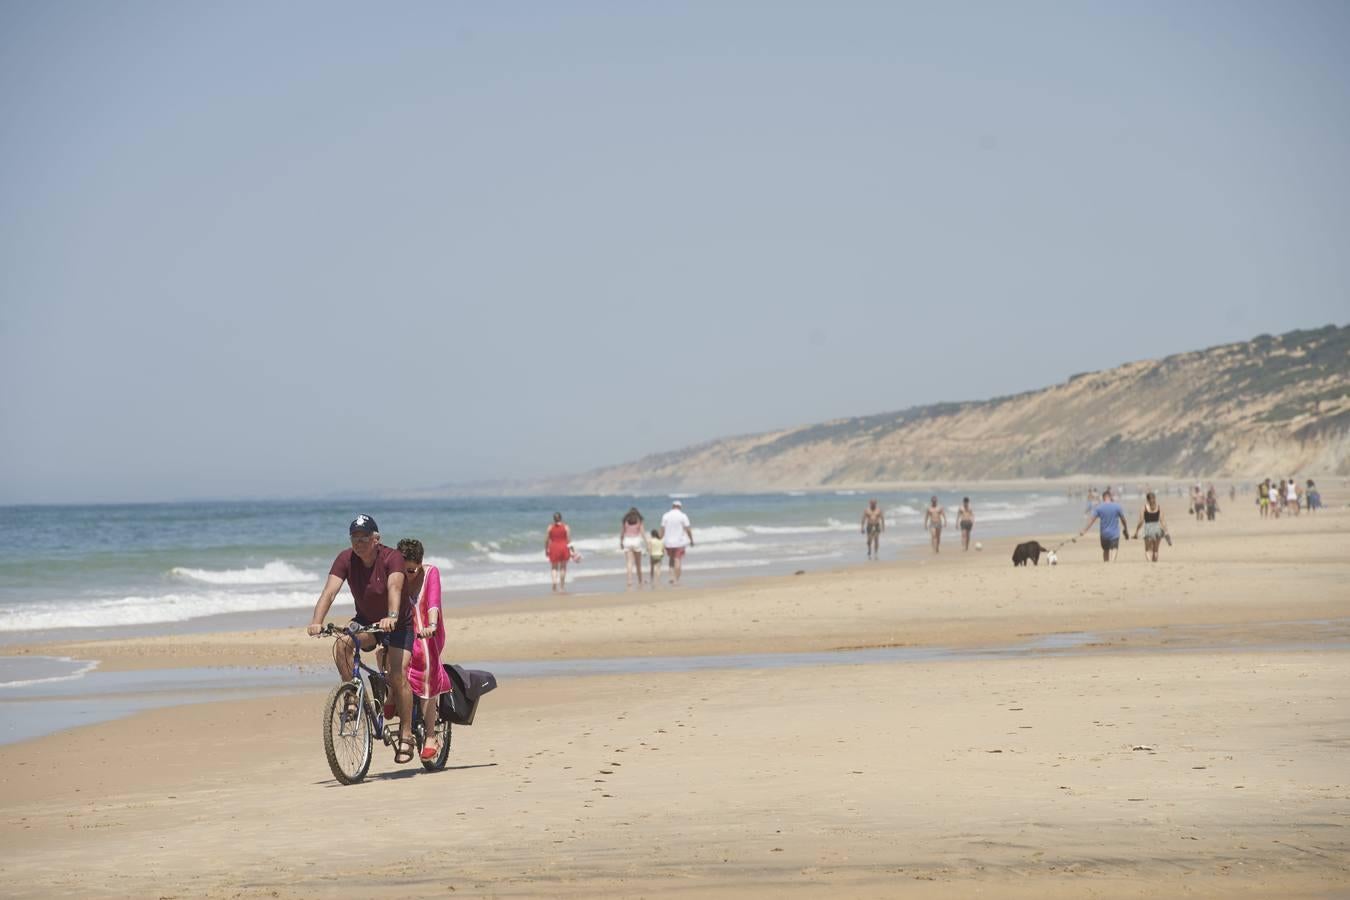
[437,664,498,726]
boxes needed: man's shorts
[665,546,686,560]
[352,617,415,651]
[1100,536,1120,552]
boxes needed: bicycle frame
[331,623,427,745]
[351,639,388,740]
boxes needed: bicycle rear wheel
[420,717,451,771]
[323,682,373,785]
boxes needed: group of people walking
[862,495,977,557]
[546,499,696,592]
[1257,478,1321,517]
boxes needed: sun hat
[672,499,683,507]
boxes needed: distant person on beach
[1133,492,1169,563]
[398,538,451,761]
[619,507,646,589]
[923,496,946,553]
[1078,488,1129,562]
[305,514,417,764]
[659,500,694,585]
[1294,479,1305,515]
[957,497,975,551]
[1190,484,1204,523]
[1286,478,1299,516]
[1306,480,1321,512]
[861,499,885,559]
[647,529,665,585]
[1086,487,1098,512]
[1257,479,1270,518]
[545,512,572,593]
[1205,484,1218,521]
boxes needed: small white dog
[1046,551,1058,566]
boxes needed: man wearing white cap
[659,500,695,585]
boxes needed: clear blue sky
[2,1,1347,503]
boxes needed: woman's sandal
[420,740,440,761]
[393,737,415,764]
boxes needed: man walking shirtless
[861,499,885,559]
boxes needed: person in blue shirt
[1078,488,1130,562]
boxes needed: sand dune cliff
[537,324,1349,493]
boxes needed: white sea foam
[170,560,317,585]
[684,541,765,554]
[745,519,853,536]
[668,492,700,499]
[486,550,548,564]
[0,589,317,632]
[557,526,749,556]
[0,656,100,688]
[424,556,456,571]
[689,526,749,543]
[973,496,1068,523]
[440,543,857,590]
[568,535,629,554]
[442,565,630,592]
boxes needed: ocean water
[0,490,1083,638]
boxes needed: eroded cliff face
[556,324,1349,493]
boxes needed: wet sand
[1,494,1348,897]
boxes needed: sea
[0,489,1088,645]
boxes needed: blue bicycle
[319,623,450,784]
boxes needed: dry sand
[2,497,1348,897]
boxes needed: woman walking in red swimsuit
[544,512,573,593]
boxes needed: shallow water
[3,619,1345,746]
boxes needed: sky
[2,1,1348,504]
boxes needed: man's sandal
[393,738,415,764]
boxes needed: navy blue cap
[349,514,379,535]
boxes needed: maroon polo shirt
[329,544,414,629]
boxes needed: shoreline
[0,483,1088,645]
[12,501,1350,672]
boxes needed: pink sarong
[408,565,451,699]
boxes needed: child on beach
[647,529,664,586]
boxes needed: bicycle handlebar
[318,622,391,637]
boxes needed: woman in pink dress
[397,538,451,760]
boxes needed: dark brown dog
[1012,540,1050,566]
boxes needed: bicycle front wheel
[323,682,373,785]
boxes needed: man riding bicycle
[306,515,418,764]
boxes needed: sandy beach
[3,492,1348,897]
